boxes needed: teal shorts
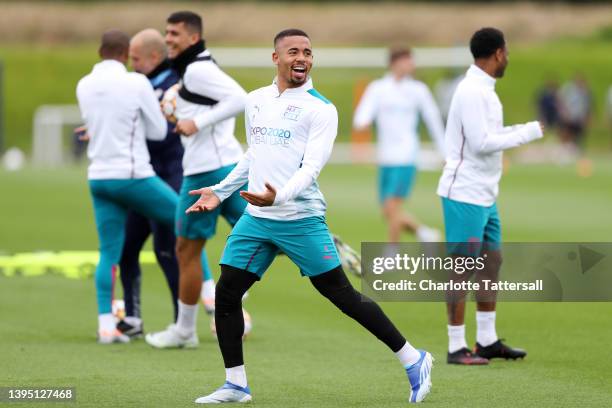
[176,165,247,240]
[378,165,417,203]
[220,213,341,278]
[441,197,501,256]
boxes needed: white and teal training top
[176,50,247,176]
[353,74,446,165]
[211,77,338,221]
[437,65,543,206]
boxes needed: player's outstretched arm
[352,82,377,132]
[419,85,447,156]
[186,188,221,213]
[462,89,544,154]
[187,149,252,214]
[208,148,253,202]
[74,125,90,141]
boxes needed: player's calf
[310,266,434,403]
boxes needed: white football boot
[145,324,198,349]
[195,382,252,404]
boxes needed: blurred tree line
[0,0,609,3]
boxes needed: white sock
[476,311,498,347]
[201,279,216,300]
[395,341,422,368]
[176,300,198,337]
[98,313,116,332]
[448,324,468,353]
[124,316,142,327]
[226,365,247,388]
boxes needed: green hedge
[1,38,611,152]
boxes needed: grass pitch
[1,163,612,407]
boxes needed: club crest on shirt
[282,105,302,121]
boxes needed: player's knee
[491,251,502,266]
[175,237,187,258]
[216,264,259,316]
[154,245,175,261]
[175,237,202,261]
[119,246,140,267]
[310,266,361,311]
[484,250,502,273]
[215,280,242,315]
[100,245,122,267]
[153,237,176,260]
[382,204,395,220]
[215,265,252,314]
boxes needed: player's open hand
[175,119,198,136]
[74,125,90,141]
[240,183,277,207]
[186,187,221,213]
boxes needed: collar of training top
[93,59,127,73]
[147,58,172,80]
[385,72,413,83]
[170,40,207,78]
[271,76,314,96]
[467,64,496,88]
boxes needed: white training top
[176,50,247,176]
[211,77,338,221]
[437,65,543,206]
[353,74,446,165]
[76,60,167,180]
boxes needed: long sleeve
[461,88,542,154]
[210,148,252,201]
[138,77,167,141]
[418,85,446,156]
[352,82,378,129]
[76,82,88,123]
[274,105,338,205]
[183,63,247,130]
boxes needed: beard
[495,63,508,78]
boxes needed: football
[160,83,180,123]
[333,235,362,276]
[111,299,125,321]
